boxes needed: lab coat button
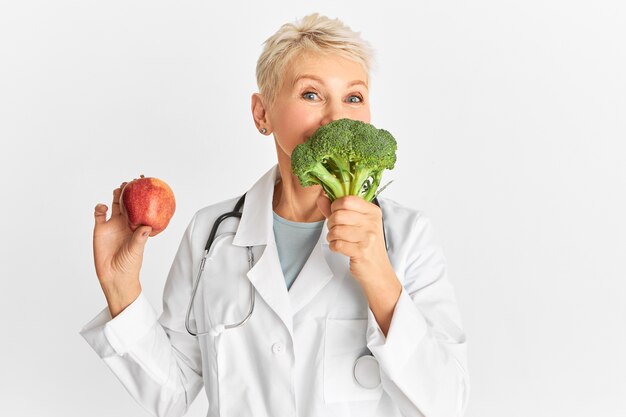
[353,355,381,389]
[271,342,284,355]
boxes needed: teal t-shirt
[272,211,325,290]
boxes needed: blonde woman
[83,13,469,417]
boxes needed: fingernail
[142,231,149,237]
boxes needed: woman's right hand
[93,182,152,318]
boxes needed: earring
[260,128,267,134]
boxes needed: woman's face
[263,50,371,160]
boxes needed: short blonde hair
[256,13,375,109]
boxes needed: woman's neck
[273,160,326,223]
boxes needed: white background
[1,1,624,416]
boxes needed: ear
[251,93,272,134]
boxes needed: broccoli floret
[291,118,397,202]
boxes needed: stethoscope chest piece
[353,355,381,389]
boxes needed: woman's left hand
[317,194,395,284]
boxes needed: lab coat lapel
[232,165,294,337]
[288,219,350,315]
[246,242,293,337]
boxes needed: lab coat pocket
[324,318,383,404]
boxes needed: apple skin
[120,175,176,237]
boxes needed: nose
[319,100,348,127]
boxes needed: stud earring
[260,128,267,134]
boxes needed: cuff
[104,292,159,355]
[366,287,428,377]
[79,292,159,357]
[79,306,116,358]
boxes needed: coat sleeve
[366,211,470,417]
[79,212,204,417]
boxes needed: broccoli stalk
[291,118,397,202]
[307,160,343,201]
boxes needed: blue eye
[303,92,319,100]
[347,95,362,103]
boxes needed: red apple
[119,175,176,237]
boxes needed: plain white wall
[1,1,624,416]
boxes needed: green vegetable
[291,118,397,202]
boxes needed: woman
[83,13,469,417]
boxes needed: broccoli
[291,118,397,202]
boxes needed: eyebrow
[292,74,368,89]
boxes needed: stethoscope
[185,192,388,338]
[185,192,251,338]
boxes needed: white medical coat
[80,164,469,417]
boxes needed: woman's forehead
[284,51,368,88]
